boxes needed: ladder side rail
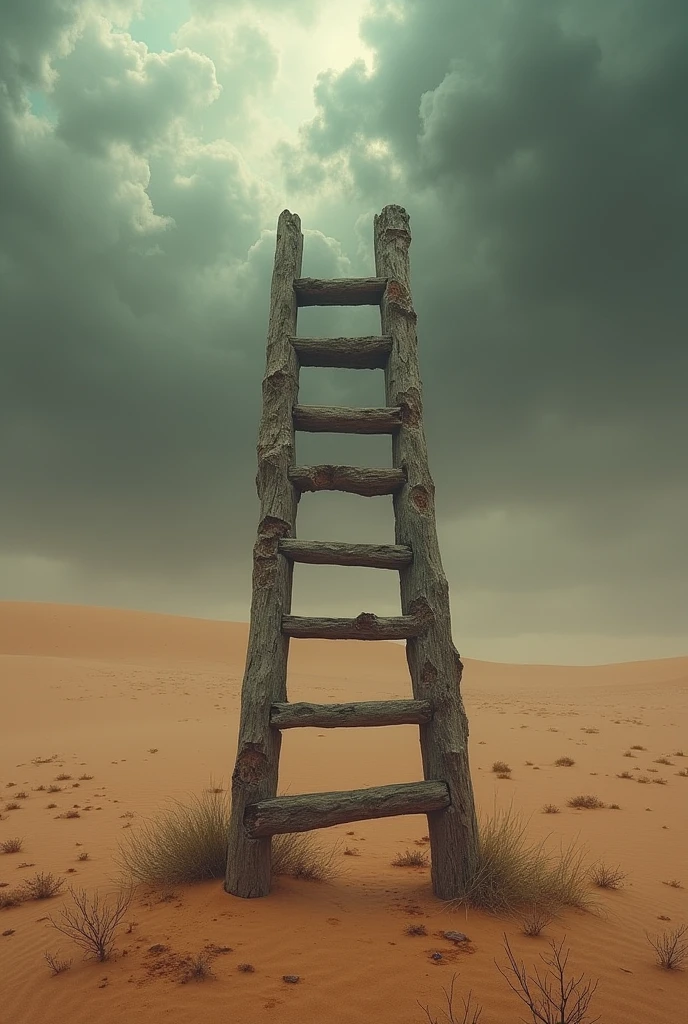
[225,210,303,899]
[374,204,479,899]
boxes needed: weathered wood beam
[375,204,479,900]
[294,277,387,307]
[291,335,392,369]
[270,699,433,729]
[292,405,401,434]
[281,608,431,640]
[288,464,406,497]
[278,539,413,569]
[245,780,450,837]
[225,209,303,900]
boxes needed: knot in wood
[234,747,268,785]
[398,390,422,428]
[409,598,434,628]
[409,484,433,515]
[385,280,417,322]
[354,612,378,631]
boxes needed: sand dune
[0,602,686,1023]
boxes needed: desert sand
[0,601,686,1023]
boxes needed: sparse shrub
[646,924,688,970]
[496,772,512,780]
[77,852,89,862]
[654,757,673,766]
[567,795,604,809]
[491,761,511,774]
[58,810,81,819]
[46,803,57,809]
[78,775,94,781]
[608,803,621,810]
[406,923,428,936]
[555,757,575,767]
[636,775,651,784]
[677,769,688,778]
[581,728,599,735]
[47,786,62,794]
[49,887,132,962]
[237,962,255,972]
[343,846,360,856]
[496,936,599,1023]
[630,745,646,751]
[34,785,46,792]
[419,974,483,1024]
[674,750,685,757]
[652,777,668,785]
[542,804,560,814]
[590,863,626,889]
[55,775,71,781]
[15,792,28,800]
[662,879,683,889]
[521,905,554,936]
[116,790,338,886]
[4,803,20,812]
[617,771,634,779]
[0,889,26,909]
[44,951,72,975]
[392,849,429,868]
[21,872,65,900]
[452,806,592,915]
[0,838,23,854]
[622,750,635,757]
[181,951,214,983]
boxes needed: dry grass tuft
[661,879,683,889]
[491,761,511,774]
[590,863,626,889]
[646,925,688,970]
[567,795,604,809]
[0,888,26,909]
[0,838,23,854]
[181,951,215,983]
[406,923,428,936]
[116,790,338,886]
[677,769,688,778]
[453,805,592,915]
[554,757,575,767]
[581,728,599,735]
[4,803,21,812]
[237,962,255,972]
[392,849,429,868]
[617,771,634,779]
[542,804,560,814]
[654,757,673,766]
[520,905,554,936]
[630,745,646,751]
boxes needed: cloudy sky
[1,0,686,665]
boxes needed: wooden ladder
[225,205,479,900]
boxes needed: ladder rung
[294,277,387,307]
[270,699,433,729]
[291,335,392,369]
[293,405,401,434]
[278,539,412,569]
[288,465,406,496]
[244,780,450,837]
[281,611,428,640]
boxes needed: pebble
[443,931,470,943]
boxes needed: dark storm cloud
[0,0,686,657]
[277,0,688,638]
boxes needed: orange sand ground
[0,601,686,1023]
